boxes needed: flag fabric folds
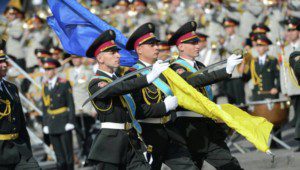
[162,68,273,152]
[47,0,273,153]
[47,0,138,66]
[0,0,10,14]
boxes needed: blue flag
[0,0,10,14]
[47,0,138,66]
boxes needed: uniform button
[12,118,15,121]
[52,116,54,119]
[259,75,262,78]
[13,128,16,131]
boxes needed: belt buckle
[161,116,170,124]
[125,122,132,130]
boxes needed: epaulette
[117,66,131,76]
[268,56,275,60]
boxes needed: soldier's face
[225,26,235,35]
[256,45,269,56]
[97,51,121,69]
[45,68,56,79]
[137,43,159,60]
[179,42,200,59]
[198,41,207,50]
[0,61,8,78]
[72,57,82,67]
[287,30,299,42]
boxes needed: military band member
[125,23,198,170]
[41,58,75,170]
[242,35,280,101]
[64,55,95,157]
[289,51,300,85]
[4,6,26,70]
[0,53,40,170]
[281,17,300,150]
[241,34,281,147]
[222,17,246,105]
[168,21,243,170]
[195,32,224,102]
[86,29,168,169]
[195,32,221,66]
[246,23,271,57]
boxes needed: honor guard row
[84,20,245,170]
[86,29,170,169]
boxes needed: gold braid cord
[42,85,50,107]
[142,87,162,105]
[0,99,11,120]
[250,59,262,86]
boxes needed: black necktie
[194,62,200,70]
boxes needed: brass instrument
[261,0,278,6]
[90,6,100,16]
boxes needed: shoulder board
[268,56,275,60]
[117,66,131,76]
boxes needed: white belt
[138,115,171,124]
[100,122,132,130]
[176,111,203,118]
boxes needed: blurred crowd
[0,0,300,165]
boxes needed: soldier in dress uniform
[221,17,246,105]
[0,53,40,170]
[41,58,75,170]
[64,55,95,158]
[289,51,300,85]
[125,23,199,170]
[280,17,300,150]
[4,6,25,70]
[246,23,271,57]
[240,34,281,148]
[195,32,224,102]
[242,34,280,100]
[86,29,168,169]
[27,49,51,148]
[23,16,49,72]
[168,21,243,170]
[195,32,221,66]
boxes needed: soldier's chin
[0,70,7,77]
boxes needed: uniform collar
[291,39,300,49]
[139,59,152,67]
[48,76,58,88]
[98,69,116,78]
[258,54,267,64]
[181,57,196,67]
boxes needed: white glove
[43,126,49,134]
[65,123,75,131]
[146,60,170,83]
[226,54,243,74]
[164,96,178,112]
